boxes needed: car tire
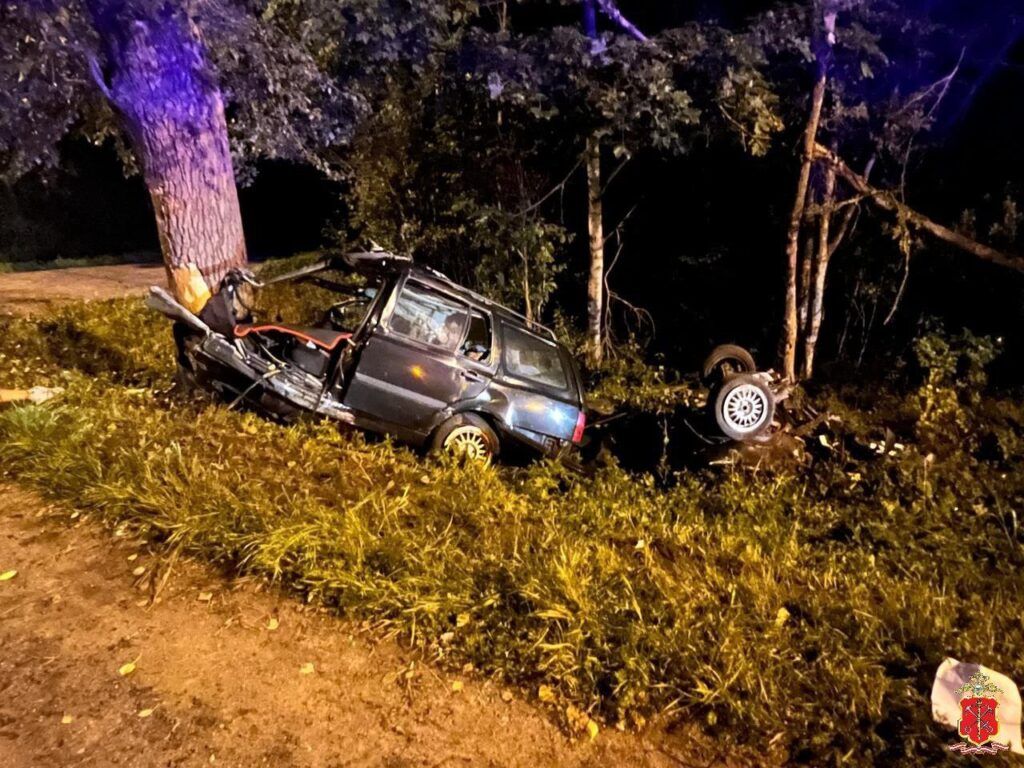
[713,373,775,441]
[701,344,757,385]
[430,413,500,463]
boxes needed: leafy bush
[2,297,1022,766]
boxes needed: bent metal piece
[146,286,212,336]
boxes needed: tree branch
[593,0,648,42]
[86,54,113,102]
[814,144,1024,273]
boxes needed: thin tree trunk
[88,3,247,313]
[780,67,827,381]
[802,158,837,379]
[585,133,604,366]
[797,221,815,335]
[520,248,533,323]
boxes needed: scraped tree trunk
[585,133,604,366]
[89,3,247,313]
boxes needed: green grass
[1,285,1022,766]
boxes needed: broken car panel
[147,251,587,462]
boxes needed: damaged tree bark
[87,2,247,313]
[815,144,1024,273]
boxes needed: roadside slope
[0,485,725,768]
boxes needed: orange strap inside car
[233,325,351,351]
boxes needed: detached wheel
[431,413,499,463]
[702,344,756,385]
[713,373,775,441]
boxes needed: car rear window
[502,324,568,390]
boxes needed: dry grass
[1,280,1022,766]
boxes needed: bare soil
[0,263,165,316]
[0,485,743,768]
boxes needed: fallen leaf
[538,684,556,703]
[299,662,315,675]
[565,704,590,733]
[775,607,791,628]
[586,719,600,741]
[451,680,463,693]
[0,570,17,581]
[118,661,137,677]
[267,617,279,631]
[61,714,74,725]
[137,708,154,718]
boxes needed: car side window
[460,311,491,362]
[388,281,469,352]
[502,323,568,389]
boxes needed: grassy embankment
[1,258,1022,765]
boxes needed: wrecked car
[147,251,587,462]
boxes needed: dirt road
[0,263,164,316]
[0,486,734,768]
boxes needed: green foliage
[341,72,569,319]
[3,297,1023,765]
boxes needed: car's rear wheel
[713,373,775,441]
[431,414,499,463]
[701,344,757,385]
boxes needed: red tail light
[571,410,586,445]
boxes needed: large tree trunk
[585,133,604,366]
[89,3,246,313]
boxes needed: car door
[342,277,491,435]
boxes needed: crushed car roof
[267,250,558,341]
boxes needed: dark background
[2,0,1022,380]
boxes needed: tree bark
[814,144,1024,273]
[797,217,815,334]
[780,66,827,381]
[801,158,836,379]
[585,134,604,366]
[88,3,247,312]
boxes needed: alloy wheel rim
[722,384,768,432]
[443,426,492,461]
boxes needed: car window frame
[457,307,496,368]
[498,320,572,394]
[377,276,498,373]
[382,277,472,352]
